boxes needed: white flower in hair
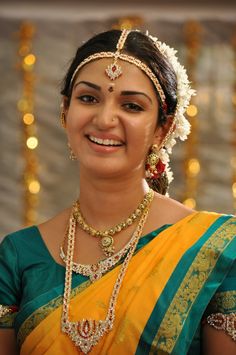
[159,148,170,164]
[145,31,196,188]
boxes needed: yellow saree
[16,211,236,354]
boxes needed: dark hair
[61,30,178,194]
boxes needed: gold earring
[145,144,165,179]
[67,143,77,161]
[60,111,66,128]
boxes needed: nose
[93,101,117,130]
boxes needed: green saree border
[135,214,235,355]
[17,279,90,347]
[154,215,235,354]
[172,231,236,354]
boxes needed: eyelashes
[77,95,144,113]
[77,95,98,103]
[122,103,144,112]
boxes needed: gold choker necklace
[61,196,153,354]
[74,189,154,257]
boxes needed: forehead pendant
[105,29,130,80]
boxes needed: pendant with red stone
[65,319,109,354]
[77,319,96,339]
[105,63,122,80]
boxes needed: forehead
[73,58,156,94]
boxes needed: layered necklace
[60,230,136,283]
[61,191,154,354]
[74,188,154,257]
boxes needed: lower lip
[87,138,124,153]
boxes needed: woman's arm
[0,329,18,355]
[202,322,236,355]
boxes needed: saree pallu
[16,211,236,354]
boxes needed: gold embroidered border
[150,217,236,353]
[17,280,90,347]
[209,290,236,314]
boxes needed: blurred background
[0,0,236,237]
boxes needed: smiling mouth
[87,135,124,147]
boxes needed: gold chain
[61,196,153,354]
[74,189,154,257]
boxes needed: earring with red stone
[145,144,166,179]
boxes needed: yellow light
[183,198,196,209]
[28,180,40,194]
[26,209,37,222]
[232,182,236,198]
[230,157,236,169]
[187,158,200,176]
[17,99,29,112]
[232,93,236,106]
[23,113,35,125]
[187,105,198,117]
[24,54,36,66]
[26,137,38,149]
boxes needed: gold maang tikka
[69,29,166,105]
[105,29,129,80]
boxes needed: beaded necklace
[74,189,154,256]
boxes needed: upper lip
[86,133,125,145]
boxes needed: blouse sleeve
[208,261,236,315]
[203,261,236,342]
[0,236,21,328]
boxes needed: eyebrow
[120,91,152,104]
[74,81,152,103]
[74,81,101,91]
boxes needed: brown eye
[123,103,144,112]
[78,95,98,103]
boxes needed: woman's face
[64,58,164,180]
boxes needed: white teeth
[88,135,122,146]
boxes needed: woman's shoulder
[153,193,235,220]
[150,193,195,226]
[150,193,236,231]
[0,225,42,266]
[1,225,39,246]
[37,207,71,239]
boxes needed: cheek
[126,116,156,146]
[66,106,89,131]
[124,120,156,164]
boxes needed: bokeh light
[26,137,38,149]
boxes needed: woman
[0,29,235,354]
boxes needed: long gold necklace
[74,189,154,257]
[61,198,153,354]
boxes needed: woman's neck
[78,173,150,230]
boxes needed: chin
[80,161,127,178]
